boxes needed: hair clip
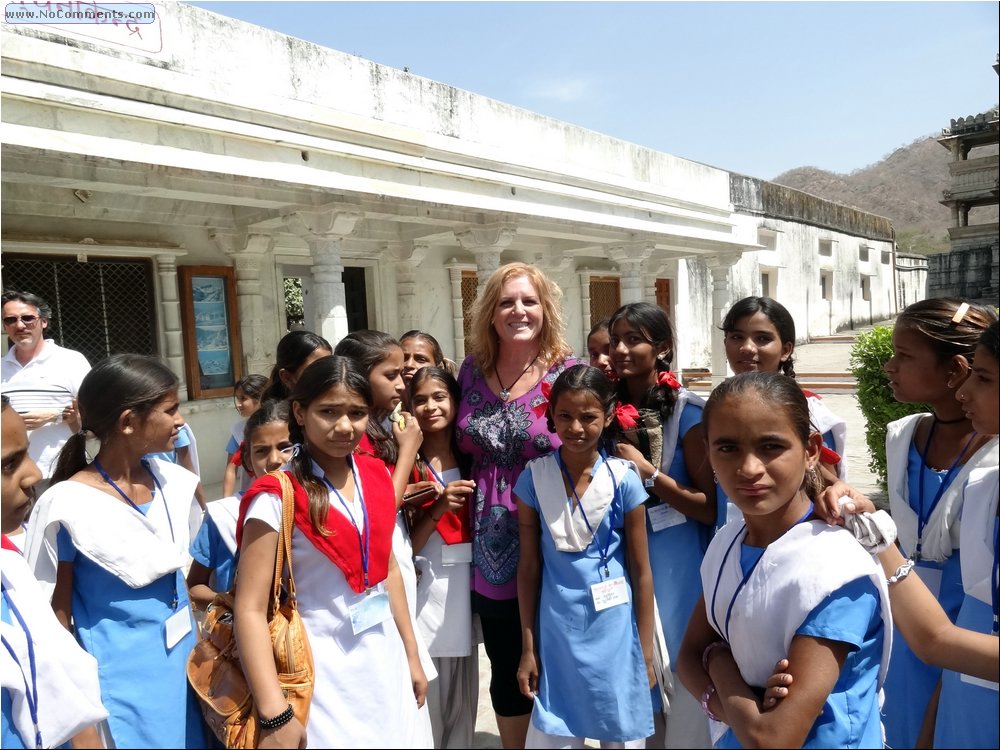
[950,302,970,325]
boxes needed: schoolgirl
[334,330,423,501]
[222,372,267,498]
[406,366,479,748]
[234,355,429,748]
[23,354,206,748]
[187,399,294,611]
[259,329,332,402]
[333,330,437,741]
[2,395,108,749]
[678,372,891,748]
[880,297,997,748]
[401,330,450,387]
[515,364,654,748]
[586,319,615,380]
[721,296,847,483]
[931,318,999,748]
[607,301,715,748]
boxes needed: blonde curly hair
[468,262,572,375]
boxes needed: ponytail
[50,431,89,485]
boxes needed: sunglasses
[2,314,40,327]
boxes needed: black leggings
[475,594,534,717]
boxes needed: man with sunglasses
[1,291,90,493]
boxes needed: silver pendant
[499,389,511,401]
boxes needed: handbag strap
[267,470,297,619]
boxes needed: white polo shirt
[1,340,91,478]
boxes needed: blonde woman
[456,262,577,748]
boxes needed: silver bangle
[887,559,914,586]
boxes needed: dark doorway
[343,266,369,331]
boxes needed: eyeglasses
[2,315,40,327]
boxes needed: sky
[191,1,999,181]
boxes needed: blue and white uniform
[933,464,999,749]
[882,416,998,750]
[190,495,239,595]
[702,518,891,749]
[1,544,107,749]
[515,453,653,744]
[24,458,205,748]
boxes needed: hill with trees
[772,130,998,255]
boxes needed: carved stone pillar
[445,259,475,361]
[395,242,430,333]
[705,253,743,386]
[455,223,516,290]
[154,253,187,394]
[213,231,274,376]
[283,209,362,346]
[608,241,654,304]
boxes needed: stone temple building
[928,55,1000,304]
[1,2,924,492]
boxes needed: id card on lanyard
[350,583,392,634]
[324,463,394,635]
[94,459,192,649]
[558,451,626,612]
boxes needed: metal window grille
[460,271,478,344]
[2,254,157,364]
[589,276,621,323]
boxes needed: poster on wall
[179,266,243,399]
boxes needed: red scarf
[1,534,21,553]
[411,464,472,546]
[236,456,396,593]
[800,389,842,467]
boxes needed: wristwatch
[644,469,660,489]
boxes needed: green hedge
[849,325,926,487]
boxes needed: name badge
[442,542,472,566]
[165,606,193,649]
[647,502,686,532]
[960,673,999,691]
[350,583,392,634]
[590,576,629,612]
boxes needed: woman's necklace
[497,356,538,402]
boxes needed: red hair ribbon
[532,380,552,418]
[656,370,681,390]
[615,402,640,430]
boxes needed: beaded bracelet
[258,704,294,730]
[700,683,721,722]
[702,639,731,673]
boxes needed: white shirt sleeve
[244,491,282,532]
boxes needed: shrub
[849,325,926,487]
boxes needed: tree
[284,277,304,329]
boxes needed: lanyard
[555,450,616,579]
[1,585,43,749]
[321,459,372,590]
[710,502,814,643]
[915,421,976,561]
[992,515,999,636]
[424,461,446,487]
[93,458,179,608]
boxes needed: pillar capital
[282,208,363,240]
[607,241,655,266]
[454,223,517,252]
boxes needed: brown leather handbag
[187,470,314,748]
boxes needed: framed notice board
[178,266,243,399]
